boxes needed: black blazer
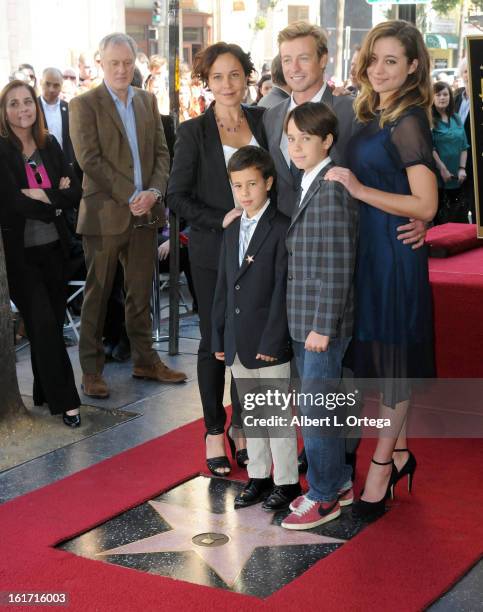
[38,97,76,167]
[167,103,268,270]
[211,204,291,369]
[0,135,81,276]
[454,90,473,180]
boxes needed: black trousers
[190,263,242,434]
[9,242,80,414]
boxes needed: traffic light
[152,0,162,25]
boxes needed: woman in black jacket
[167,43,268,475]
[0,80,82,426]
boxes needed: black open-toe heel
[226,426,248,469]
[205,432,231,476]
[352,458,398,521]
[393,448,417,493]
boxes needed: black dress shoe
[234,478,273,509]
[63,412,81,428]
[112,338,131,362]
[262,483,302,512]
[298,448,308,474]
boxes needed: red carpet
[0,419,482,611]
[428,239,483,377]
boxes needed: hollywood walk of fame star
[97,500,345,586]
[245,255,254,264]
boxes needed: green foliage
[432,0,483,15]
[431,0,459,15]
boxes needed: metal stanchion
[168,0,180,356]
[168,210,180,355]
[151,229,165,342]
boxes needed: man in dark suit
[257,55,291,109]
[454,58,475,222]
[263,22,356,218]
[39,68,76,167]
[70,32,186,398]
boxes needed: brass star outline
[97,500,345,586]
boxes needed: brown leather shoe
[82,373,110,398]
[132,361,187,384]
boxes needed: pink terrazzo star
[98,500,345,586]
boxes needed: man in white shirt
[39,68,76,167]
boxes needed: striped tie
[239,217,257,266]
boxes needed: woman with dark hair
[326,21,438,519]
[168,42,268,476]
[432,81,470,224]
[0,80,82,426]
[254,74,273,104]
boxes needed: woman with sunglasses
[0,80,82,427]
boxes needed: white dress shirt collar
[299,157,332,207]
[289,82,327,111]
[241,198,270,223]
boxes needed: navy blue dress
[346,107,435,406]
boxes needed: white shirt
[458,91,470,125]
[299,156,332,207]
[280,83,328,165]
[223,135,260,208]
[40,97,63,149]
[238,199,270,266]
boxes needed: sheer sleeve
[390,108,436,173]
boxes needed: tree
[0,230,29,430]
[432,0,483,15]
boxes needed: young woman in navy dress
[326,21,438,519]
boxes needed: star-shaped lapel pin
[245,255,254,264]
[97,500,345,586]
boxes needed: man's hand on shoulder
[130,190,157,216]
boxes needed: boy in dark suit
[212,146,301,512]
[281,103,359,530]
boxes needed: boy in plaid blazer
[281,102,359,530]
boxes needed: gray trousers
[231,356,299,485]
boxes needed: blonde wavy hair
[354,20,432,127]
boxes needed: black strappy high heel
[393,448,417,493]
[226,425,248,469]
[205,432,231,476]
[352,458,398,521]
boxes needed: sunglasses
[27,160,43,185]
[63,75,77,81]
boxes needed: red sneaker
[338,486,354,507]
[289,487,353,511]
[281,496,341,530]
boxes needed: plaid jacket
[286,162,359,342]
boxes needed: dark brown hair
[192,42,255,87]
[227,145,275,181]
[270,54,287,87]
[284,102,338,144]
[432,81,455,119]
[355,20,432,127]
[0,80,48,149]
